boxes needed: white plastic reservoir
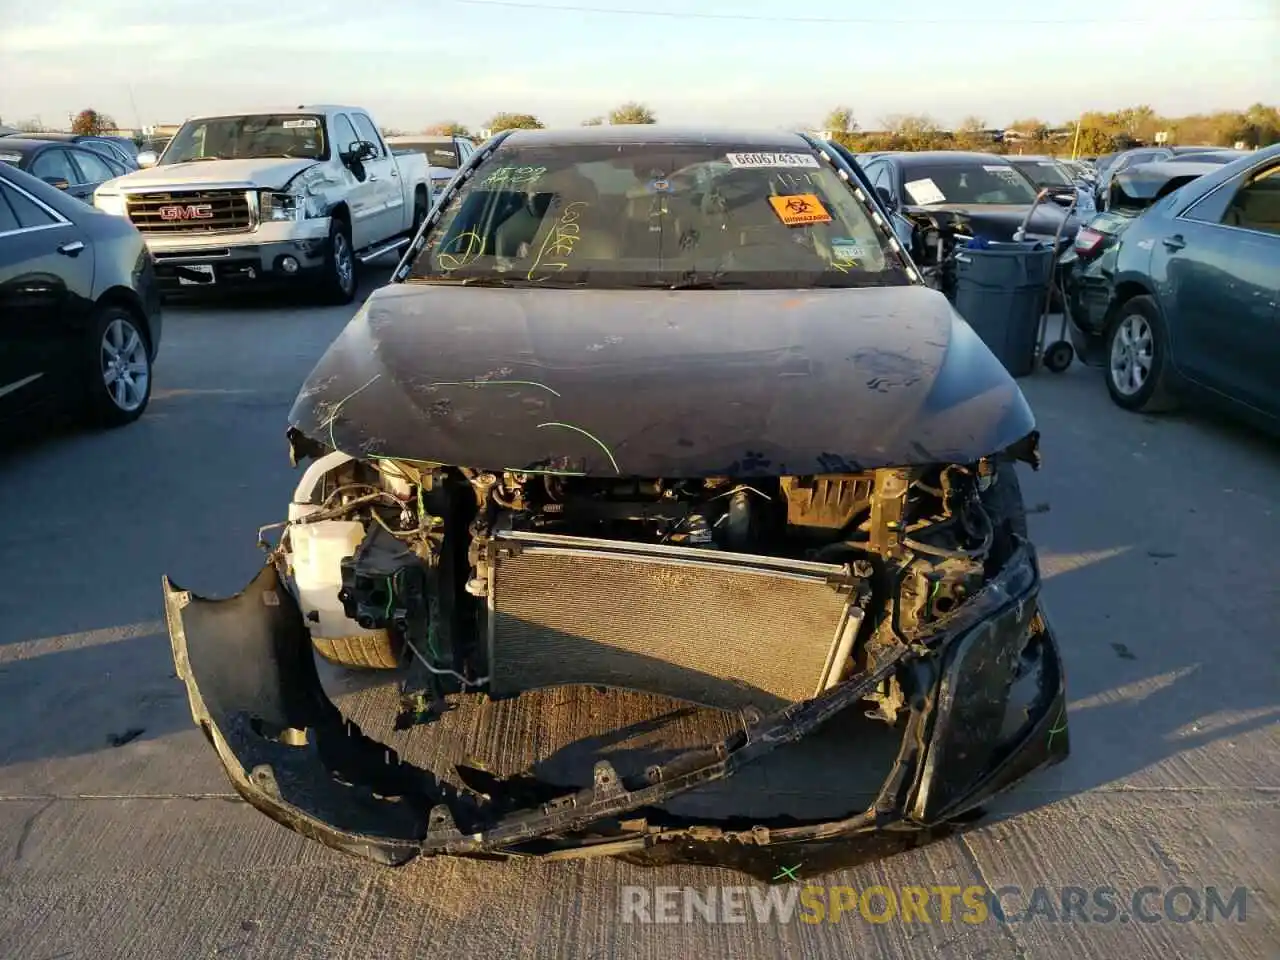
[289,520,383,641]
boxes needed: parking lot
[0,265,1276,959]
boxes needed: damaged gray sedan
[163,127,1068,882]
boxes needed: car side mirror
[42,176,70,191]
[347,140,379,163]
[874,185,898,211]
[136,151,158,168]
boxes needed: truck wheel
[313,633,404,670]
[86,305,153,427]
[411,190,428,237]
[320,219,357,305]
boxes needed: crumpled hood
[290,283,1036,477]
[108,158,319,192]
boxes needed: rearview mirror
[874,185,898,211]
[136,150,158,168]
[42,176,70,191]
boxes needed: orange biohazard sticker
[768,193,832,226]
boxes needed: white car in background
[92,105,432,304]
[385,134,477,199]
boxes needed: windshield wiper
[645,278,752,290]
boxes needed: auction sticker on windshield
[769,193,833,226]
[282,119,318,128]
[727,152,820,168]
[905,178,946,205]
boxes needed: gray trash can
[951,242,1054,378]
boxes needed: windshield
[1010,159,1074,188]
[406,141,910,289]
[160,114,328,164]
[394,140,465,167]
[900,162,1040,205]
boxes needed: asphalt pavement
[0,269,1276,959]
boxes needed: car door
[350,113,402,240]
[0,176,94,421]
[1155,155,1280,413]
[67,147,121,202]
[331,112,380,249]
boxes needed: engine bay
[272,452,1024,729]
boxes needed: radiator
[485,532,862,712]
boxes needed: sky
[1,0,1277,133]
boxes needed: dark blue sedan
[1065,143,1280,431]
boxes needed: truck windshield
[161,115,329,164]
[406,141,911,289]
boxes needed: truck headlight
[262,190,325,220]
[94,192,127,217]
[262,192,301,221]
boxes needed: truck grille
[125,190,254,235]
[485,532,862,712]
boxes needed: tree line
[819,103,1280,155]
[19,101,1277,156]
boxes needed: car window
[81,140,122,163]
[351,115,384,156]
[427,144,461,169]
[332,114,360,155]
[899,162,1039,205]
[30,148,78,183]
[1010,159,1073,187]
[1177,162,1280,234]
[69,148,116,183]
[407,142,911,289]
[0,185,21,233]
[0,181,60,228]
[1222,164,1280,236]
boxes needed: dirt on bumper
[162,545,1067,882]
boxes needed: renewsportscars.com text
[620,884,1250,925]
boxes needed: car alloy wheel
[1108,312,1152,397]
[101,315,150,412]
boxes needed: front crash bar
[163,542,1061,869]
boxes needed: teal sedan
[1064,143,1280,432]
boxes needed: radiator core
[485,532,861,712]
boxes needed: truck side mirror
[875,185,898,211]
[136,151,158,168]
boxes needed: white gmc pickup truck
[93,105,431,303]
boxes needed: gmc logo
[157,204,214,221]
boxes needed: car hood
[290,283,1036,477]
[901,202,1078,241]
[106,158,320,191]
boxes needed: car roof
[6,131,81,142]
[1007,155,1063,163]
[499,125,814,149]
[893,151,1011,165]
[190,105,365,119]
[0,137,64,157]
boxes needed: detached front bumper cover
[163,545,1068,882]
